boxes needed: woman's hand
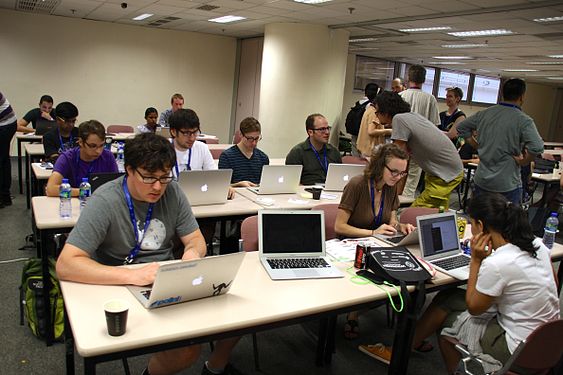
[470,232,492,262]
[373,224,397,236]
[399,223,415,235]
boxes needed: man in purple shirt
[46,120,118,196]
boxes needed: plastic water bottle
[79,177,91,211]
[542,212,559,249]
[116,142,125,173]
[59,178,72,219]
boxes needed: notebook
[177,169,232,206]
[35,118,57,135]
[417,212,470,280]
[127,252,245,309]
[323,163,365,191]
[90,172,124,192]
[247,165,302,195]
[258,210,343,280]
[375,228,419,246]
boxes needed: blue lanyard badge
[499,102,521,111]
[74,149,95,186]
[122,176,154,264]
[309,139,328,172]
[174,148,192,179]
[370,179,385,229]
[58,129,74,152]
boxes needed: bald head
[391,78,405,93]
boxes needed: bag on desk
[364,247,431,285]
[19,257,64,341]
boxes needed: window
[422,67,436,95]
[437,70,470,100]
[472,75,500,104]
[354,56,395,91]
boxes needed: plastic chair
[204,138,219,144]
[232,130,242,144]
[342,155,368,165]
[240,215,258,252]
[107,125,134,133]
[210,148,225,160]
[311,203,339,240]
[452,319,563,375]
[398,207,439,226]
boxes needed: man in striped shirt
[0,91,17,208]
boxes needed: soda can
[354,242,368,269]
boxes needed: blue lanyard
[58,129,73,152]
[74,149,95,186]
[499,102,521,111]
[122,176,154,264]
[309,139,328,172]
[174,148,192,177]
[370,179,385,229]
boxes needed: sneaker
[358,343,392,365]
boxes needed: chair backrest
[311,203,339,240]
[107,125,134,133]
[240,215,259,252]
[512,319,563,371]
[210,148,225,159]
[205,138,219,144]
[232,130,242,144]
[399,207,439,226]
[342,155,368,165]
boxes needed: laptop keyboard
[267,258,330,269]
[432,255,470,271]
[387,235,406,244]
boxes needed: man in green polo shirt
[286,113,342,185]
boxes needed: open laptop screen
[261,211,324,255]
[418,214,459,257]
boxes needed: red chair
[205,138,219,144]
[342,155,368,165]
[232,130,242,144]
[311,203,339,240]
[210,148,226,160]
[240,215,258,252]
[107,125,134,133]
[399,207,439,226]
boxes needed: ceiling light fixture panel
[502,69,539,72]
[432,56,473,59]
[294,0,333,4]
[133,13,153,21]
[208,15,246,23]
[533,16,563,23]
[349,37,378,43]
[441,43,488,48]
[448,29,513,37]
[398,26,451,32]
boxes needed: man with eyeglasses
[286,113,342,185]
[374,91,463,209]
[42,101,79,162]
[57,133,243,375]
[219,117,269,187]
[45,120,118,197]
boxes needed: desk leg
[315,317,329,366]
[65,305,75,375]
[323,315,337,364]
[25,152,31,209]
[462,168,472,211]
[18,138,23,194]
[84,358,96,375]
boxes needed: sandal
[413,340,433,353]
[344,319,360,340]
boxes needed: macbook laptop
[90,172,124,193]
[375,228,419,247]
[248,165,302,195]
[417,212,470,280]
[127,252,245,309]
[177,169,232,206]
[323,163,365,191]
[35,118,57,135]
[258,210,343,280]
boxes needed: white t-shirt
[399,88,440,125]
[173,140,216,177]
[476,238,560,353]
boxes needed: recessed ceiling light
[349,37,378,43]
[528,61,563,65]
[294,0,333,4]
[502,69,538,72]
[133,13,153,21]
[533,16,563,23]
[448,29,513,37]
[546,77,563,80]
[208,15,246,23]
[398,26,451,32]
[441,43,488,48]
[430,61,467,65]
[432,56,473,60]
[547,55,563,58]
[349,47,379,51]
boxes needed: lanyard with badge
[58,129,73,152]
[74,150,95,186]
[308,139,328,172]
[499,102,521,111]
[122,176,154,264]
[174,148,192,177]
[370,179,385,229]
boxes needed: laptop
[35,118,57,135]
[127,252,245,309]
[323,163,365,191]
[248,165,302,195]
[177,169,232,206]
[417,212,470,280]
[375,228,419,246]
[258,210,343,280]
[90,172,124,192]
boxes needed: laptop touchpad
[293,269,319,278]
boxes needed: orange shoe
[358,343,392,365]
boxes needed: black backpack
[344,100,370,136]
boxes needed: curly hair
[364,143,409,182]
[373,91,411,117]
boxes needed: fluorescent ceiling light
[133,13,153,21]
[294,0,333,3]
[349,47,379,51]
[546,77,563,80]
[441,43,488,48]
[448,29,513,37]
[533,16,563,23]
[528,61,563,65]
[547,55,563,58]
[432,56,473,60]
[349,37,378,43]
[430,61,467,65]
[398,26,451,32]
[502,69,538,72]
[208,15,246,23]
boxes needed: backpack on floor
[19,257,64,341]
[344,100,370,136]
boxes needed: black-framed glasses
[83,141,105,150]
[135,169,174,184]
[385,165,407,178]
[312,126,332,133]
[243,134,262,142]
[177,129,200,137]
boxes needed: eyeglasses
[135,169,174,185]
[243,134,262,142]
[177,129,200,137]
[385,165,407,178]
[312,126,332,133]
[83,142,105,150]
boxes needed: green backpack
[20,257,64,341]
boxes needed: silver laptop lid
[257,165,302,194]
[258,210,326,258]
[416,212,461,261]
[177,169,232,206]
[324,163,365,191]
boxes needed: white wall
[0,9,237,152]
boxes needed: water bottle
[542,212,559,249]
[116,142,125,173]
[79,177,91,211]
[59,178,72,219]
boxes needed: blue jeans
[473,185,522,206]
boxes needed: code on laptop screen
[261,213,323,254]
[419,215,459,256]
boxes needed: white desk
[235,186,342,210]
[544,141,563,149]
[16,132,43,194]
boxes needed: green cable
[346,267,404,313]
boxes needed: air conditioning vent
[197,5,220,11]
[16,0,60,14]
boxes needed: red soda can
[354,242,368,269]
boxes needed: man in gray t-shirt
[374,91,463,209]
[56,133,241,375]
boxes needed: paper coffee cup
[104,299,129,337]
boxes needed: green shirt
[285,138,342,185]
